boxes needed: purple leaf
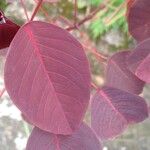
[127,38,150,83]
[106,51,145,94]
[4,21,91,135]
[127,0,150,42]
[26,123,102,150]
[91,86,148,140]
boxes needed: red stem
[0,88,5,99]
[91,83,98,90]
[34,0,51,22]
[30,0,43,21]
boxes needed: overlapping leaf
[106,51,144,94]
[26,123,102,150]
[127,0,150,41]
[0,12,20,49]
[127,38,150,83]
[91,86,148,140]
[4,21,91,135]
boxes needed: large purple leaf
[127,38,150,83]
[127,0,150,42]
[26,123,102,150]
[106,51,144,94]
[91,86,148,140]
[4,21,91,135]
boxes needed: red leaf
[91,86,148,140]
[4,21,91,135]
[127,38,150,83]
[0,12,20,49]
[127,0,150,41]
[106,51,145,94]
[26,123,102,150]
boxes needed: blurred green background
[0,0,149,150]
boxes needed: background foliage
[0,0,149,150]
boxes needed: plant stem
[105,1,126,24]
[91,82,98,90]
[66,4,105,31]
[74,0,78,25]
[0,87,5,99]
[30,0,43,21]
[34,0,51,22]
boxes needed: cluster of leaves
[0,0,8,11]
[78,0,128,39]
[0,0,149,149]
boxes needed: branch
[30,0,43,21]
[0,88,5,99]
[66,4,105,31]
[91,82,98,90]
[34,0,52,22]
[74,0,78,25]
[105,1,126,24]
[83,45,107,62]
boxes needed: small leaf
[4,21,91,135]
[127,0,150,41]
[106,51,145,94]
[127,38,150,83]
[0,11,20,49]
[26,123,102,150]
[91,86,148,140]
